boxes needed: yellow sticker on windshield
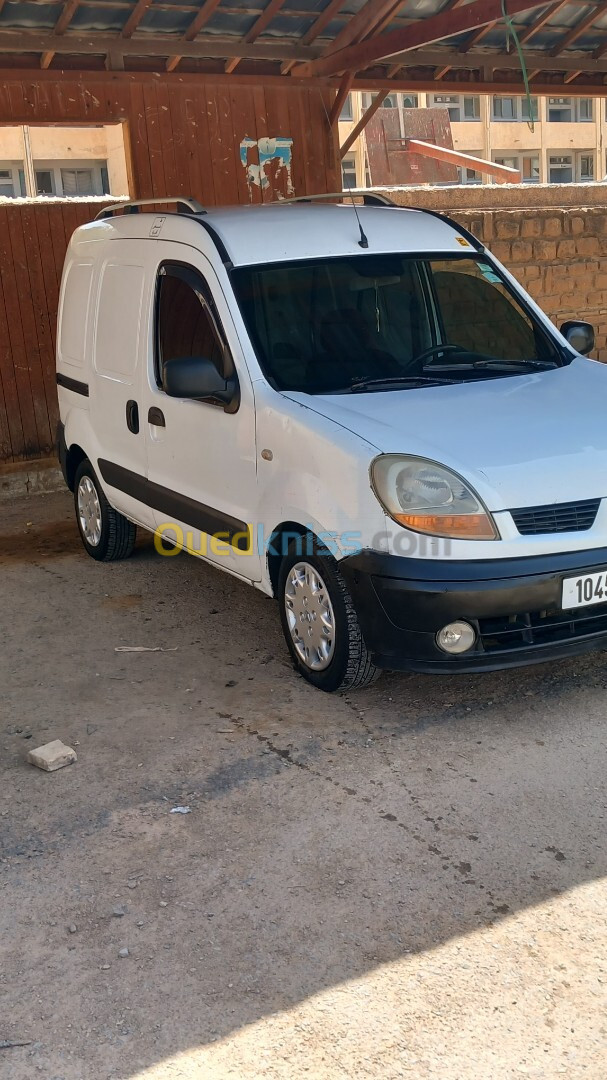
[456,237,470,247]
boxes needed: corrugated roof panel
[0,1,60,31]
[261,15,317,39]
[69,5,127,33]
[204,11,260,38]
[137,8,196,35]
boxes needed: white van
[57,194,607,691]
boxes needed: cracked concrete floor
[1,490,607,1079]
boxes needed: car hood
[285,359,607,512]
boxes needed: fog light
[436,620,476,655]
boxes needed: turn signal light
[394,513,497,540]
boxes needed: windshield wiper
[423,358,557,373]
[349,374,459,393]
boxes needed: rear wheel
[278,538,380,692]
[74,459,136,562]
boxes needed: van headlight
[370,455,499,540]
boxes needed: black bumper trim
[339,547,607,673]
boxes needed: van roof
[76,200,481,268]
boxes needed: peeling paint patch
[240,136,294,200]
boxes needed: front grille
[478,602,607,653]
[510,499,601,536]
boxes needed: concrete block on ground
[27,739,77,772]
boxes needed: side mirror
[560,320,595,356]
[163,356,239,409]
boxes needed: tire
[74,459,136,562]
[277,537,380,692]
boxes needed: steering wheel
[411,343,465,366]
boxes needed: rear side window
[59,261,93,367]
[95,262,145,381]
[155,265,225,390]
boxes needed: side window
[155,265,225,391]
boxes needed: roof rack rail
[96,197,205,221]
[276,190,397,207]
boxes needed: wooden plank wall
[0,75,339,462]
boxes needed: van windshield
[231,254,562,394]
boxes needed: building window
[522,155,540,183]
[61,168,96,195]
[549,155,573,182]
[549,153,594,183]
[401,93,418,109]
[0,165,23,197]
[578,98,593,121]
[548,98,573,122]
[362,92,418,110]
[493,153,540,183]
[341,154,357,189]
[339,94,353,122]
[493,96,538,122]
[431,94,480,122]
[579,153,594,181]
[35,169,55,196]
[461,166,482,185]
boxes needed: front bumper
[339,547,607,673]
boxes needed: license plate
[562,570,607,610]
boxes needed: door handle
[148,406,166,427]
[126,399,139,434]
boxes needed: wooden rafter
[122,0,154,39]
[339,88,388,157]
[40,0,80,70]
[290,0,548,78]
[550,6,599,57]
[517,0,568,44]
[225,0,287,75]
[328,71,354,124]
[281,0,347,74]
[458,18,497,53]
[2,31,321,64]
[167,0,223,71]
[325,0,402,55]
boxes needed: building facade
[0,123,130,199]
[339,92,606,189]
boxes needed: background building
[0,123,130,198]
[339,92,605,189]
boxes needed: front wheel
[277,539,380,692]
[74,459,136,562]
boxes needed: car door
[142,245,261,581]
[91,243,156,530]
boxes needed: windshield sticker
[456,237,470,247]
[478,263,504,284]
[149,216,166,237]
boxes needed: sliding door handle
[126,400,139,434]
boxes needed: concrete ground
[1,491,607,1080]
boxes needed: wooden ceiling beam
[328,71,354,124]
[385,46,607,75]
[40,0,81,70]
[339,88,388,157]
[0,31,322,62]
[290,0,548,77]
[167,0,223,70]
[281,0,346,74]
[550,6,599,56]
[122,0,154,38]
[517,0,568,44]
[226,0,287,74]
[458,18,497,53]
